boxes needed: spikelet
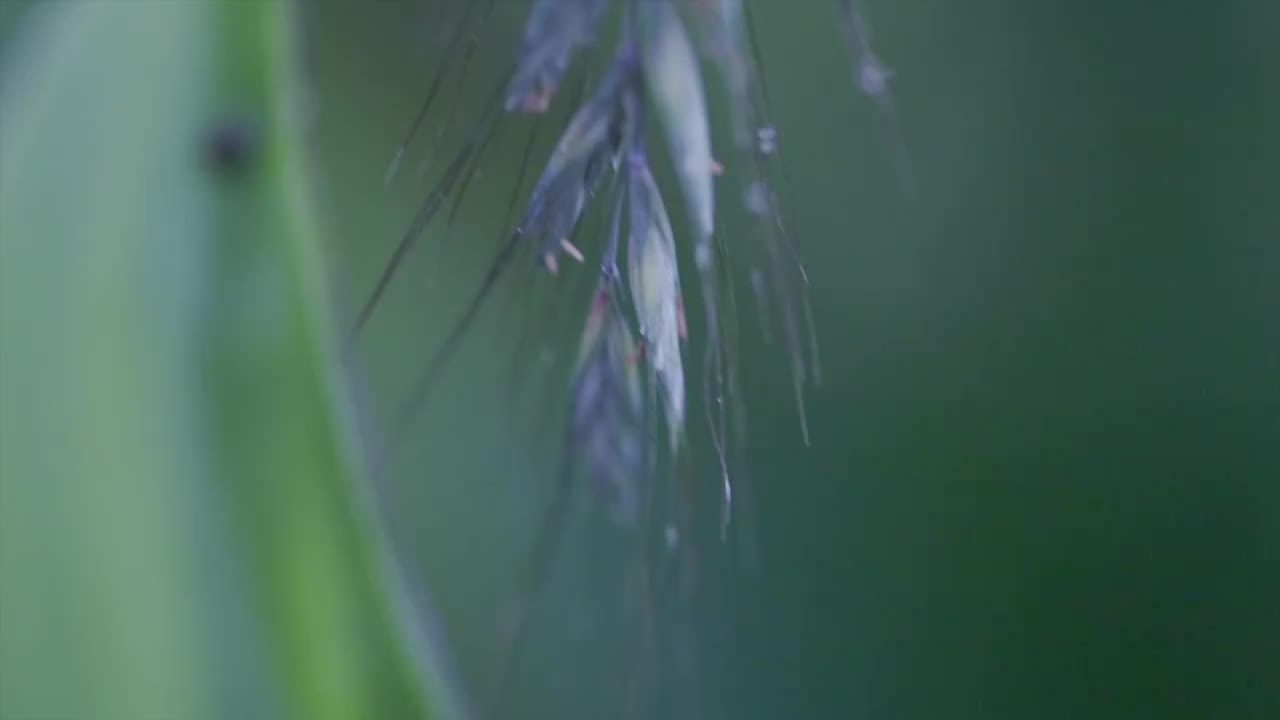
[567,281,645,525]
[519,49,636,270]
[507,0,615,113]
[626,154,685,452]
[635,0,716,254]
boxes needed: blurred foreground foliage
[0,2,456,718]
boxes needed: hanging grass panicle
[348,0,902,714]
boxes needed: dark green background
[306,1,1277,718]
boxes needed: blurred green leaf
[0,2,457,718]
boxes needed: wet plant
[347,0,903,716]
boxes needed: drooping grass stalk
[0,1,462,718]
[348,0,904,715]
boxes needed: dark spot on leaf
[203,117,259,176]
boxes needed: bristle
[422,116,508,288]
[699,0,821,448]
[348,73,512,348]
[742,33,825,419]
[381,222,527,465]
[492,119,546,359]
[385,0,497,185]
[356,21,626,421]
[412,11,488,182]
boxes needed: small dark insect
[202,116,259,176]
